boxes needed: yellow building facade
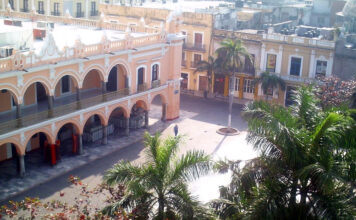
[0,10,183,177]
[1,0,100,18]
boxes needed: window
[76,3,82,17]
[194,33,203,47]
[91,1,96,11]
[181,73,188,89]
[235,78,240,91]
[181,31,186,44]
[245,54,255,73]
[54,3,59,14]
[193,54,202,63]
[182,52,185,61]
[61,75,70,94]
[243,79,254,93]
[285,86,296,106]
[315,60,327,77]
[38,1,44,13]
[23,0,28,11]
[137,67,145,85]
[290,57,302,76]
[266,54,276,72]
[152,64,159,81]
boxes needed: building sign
[266,54,276,72]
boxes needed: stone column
[85,0,89,18]
[309,50,316,78]
[18,155,25,177]
[161,103,167,122]
[102,81,107,101]
[76,87,81,109]
[102,125,108,145]
[326,53,333,77]
[16,103,22,127]
[48,95,54,117]
[78,134,83,155]
[260,43,266,72]
[46,0,50,15]
[125,117,130,136]
[16,0,19,11]
[276,45,283,74]
[144,110,149,128]
[239,76,244,99]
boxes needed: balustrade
[0,87,135,135]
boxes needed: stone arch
[24,128,54,148]
[83,111,106,127]
[55,119,82,137]
[151,92,167,105]
[82,67,105,83]
[0,139,23,156]
[106,58,131,77]
[53,69,80,90]
[0,84,21,105]
[130,99,148,112]
[107,104,130,121]
[21,76,52,97]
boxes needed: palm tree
[216,38,251,130]
[211,86,356,219]
[194,56,219,98]
[103,132,212,220]
[253,71,285,101]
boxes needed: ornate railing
[183,43,206,52]
[0,87,133,135]
[137,83,147,93]
[151,80,161,88]
[0,11,165,73]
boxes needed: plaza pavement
[1,94,258,207]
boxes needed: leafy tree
[314,76,356,108]
[253,71,285,101]
[211,86,356,219]
[216,38,251,129]
[103,132,212,220]
[194,56,220,97]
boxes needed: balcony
[0,87,140,135]
[20,8,29,12]
[76,11,84,18]
[181,60,187,67]
[37,10,45,14]
[90,10,98,16]
[137,83,147,93]
[51,11,60,16]
[190,61,200,68]
[183,43,206,52]
[151,80,161,89]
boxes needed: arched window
[137,67,145,85]
[152,64,159,81]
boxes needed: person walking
[174,124,178,137]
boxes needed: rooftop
[120,0,234,13]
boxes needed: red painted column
[50,144,56,166]
[72,134,78,154]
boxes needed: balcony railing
[51,11,60,16]
[0,87,136,135]
[183,43,206,52]
[37,10,45,14]
[137,83,147,93]
[90,10,98,16]
[181,60,187,67]
[190,61,200,68]
[76,11,84,18]
[151,80,161,89]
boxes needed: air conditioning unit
[0,46,14,58]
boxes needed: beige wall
[24,84,36,106]
[0,91,13,112]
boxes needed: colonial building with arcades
[0,10,183,178]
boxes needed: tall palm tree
[211,86,356,219]
[103,132,212,220]
[253,71,286,101]
[194,56,219,98]
[216,38,251,129]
